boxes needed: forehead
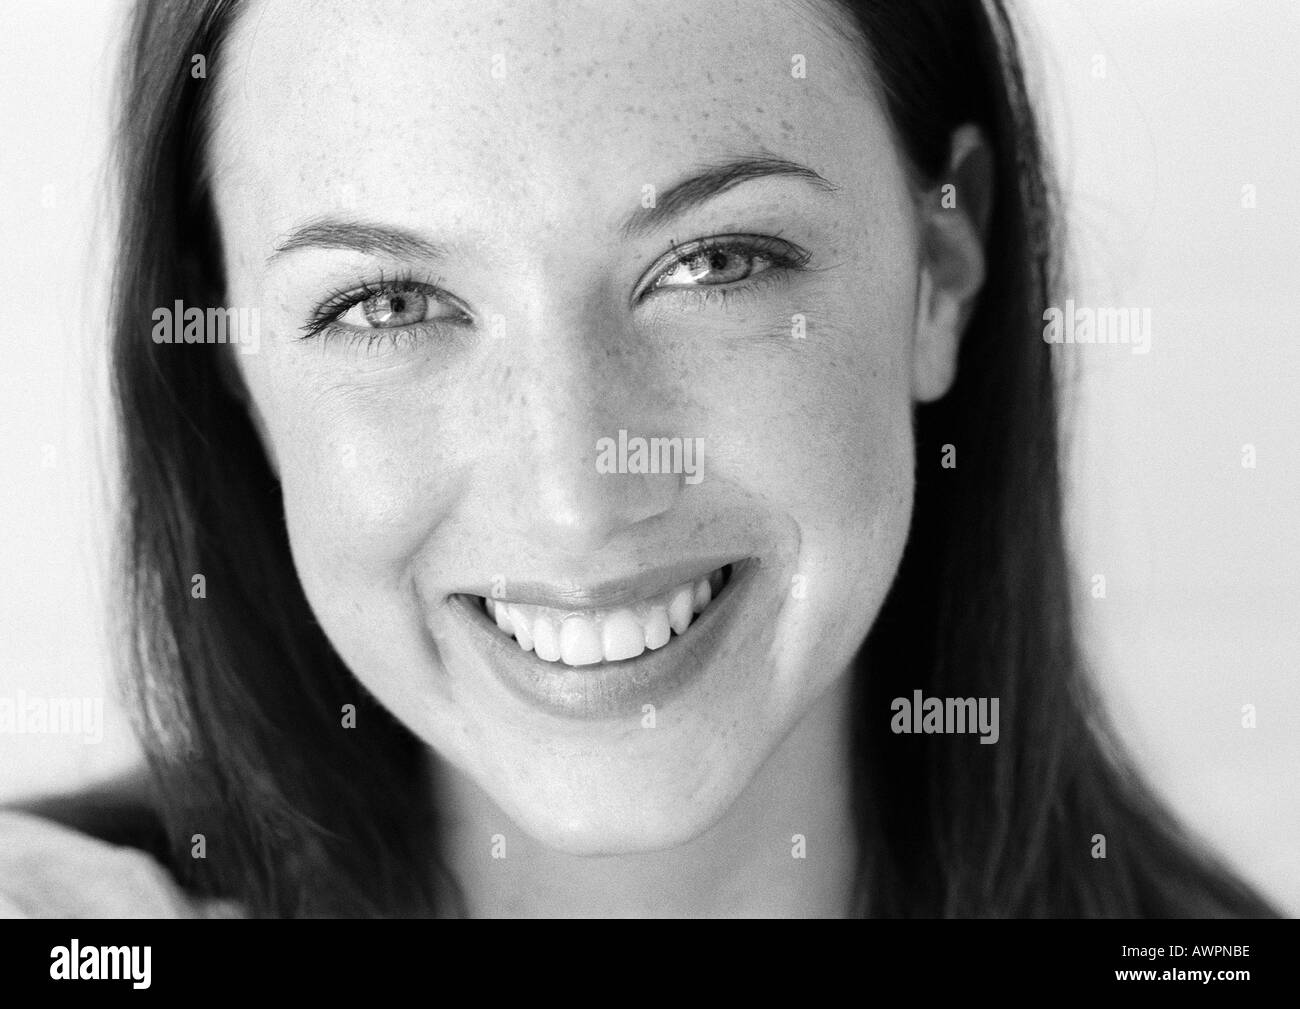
[210,0,885,246]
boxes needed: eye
[656,247,766,288]
[342,287,429,328]
[336,283,458,329]
[636,234,811,302]
[300,276,472,344]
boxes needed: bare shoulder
[0,773,243,919]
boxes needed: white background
[1,0,1297,912]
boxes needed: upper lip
[457,556,742,611]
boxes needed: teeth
[480,568,728,667]
[560,616,604,666]
[602,611,646,662]
[506,605,534,651]
[532,614,561,662]
[667,586,694,635]
[643,606,671,650]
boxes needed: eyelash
[636,233,812,307]
[298,269,465,349]
[299,234,811,350]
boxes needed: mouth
[475,564,733,667]
[444,559,755,719]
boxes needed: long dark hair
[108,0,1276,916]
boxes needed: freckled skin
[211,0,976,913]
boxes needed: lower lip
[447,561,754,720]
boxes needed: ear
[911,123,993,403]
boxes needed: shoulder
[0,773,243,919]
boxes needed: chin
[494,773,746,858]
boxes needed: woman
[1,0,1278,918]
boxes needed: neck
[432,674,859,918]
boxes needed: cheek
[694,279,916,695]
[764,347,913,693]
[242,364,458,634]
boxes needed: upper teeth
[484,569,724,667]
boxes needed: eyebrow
[620,155,838,239]
[268,219,449,264]
[267,155,837,264]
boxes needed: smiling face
[209,0,975,855]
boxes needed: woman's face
[213,0,967,854]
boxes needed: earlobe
[911,123,993,403]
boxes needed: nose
[502,309,686,556]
